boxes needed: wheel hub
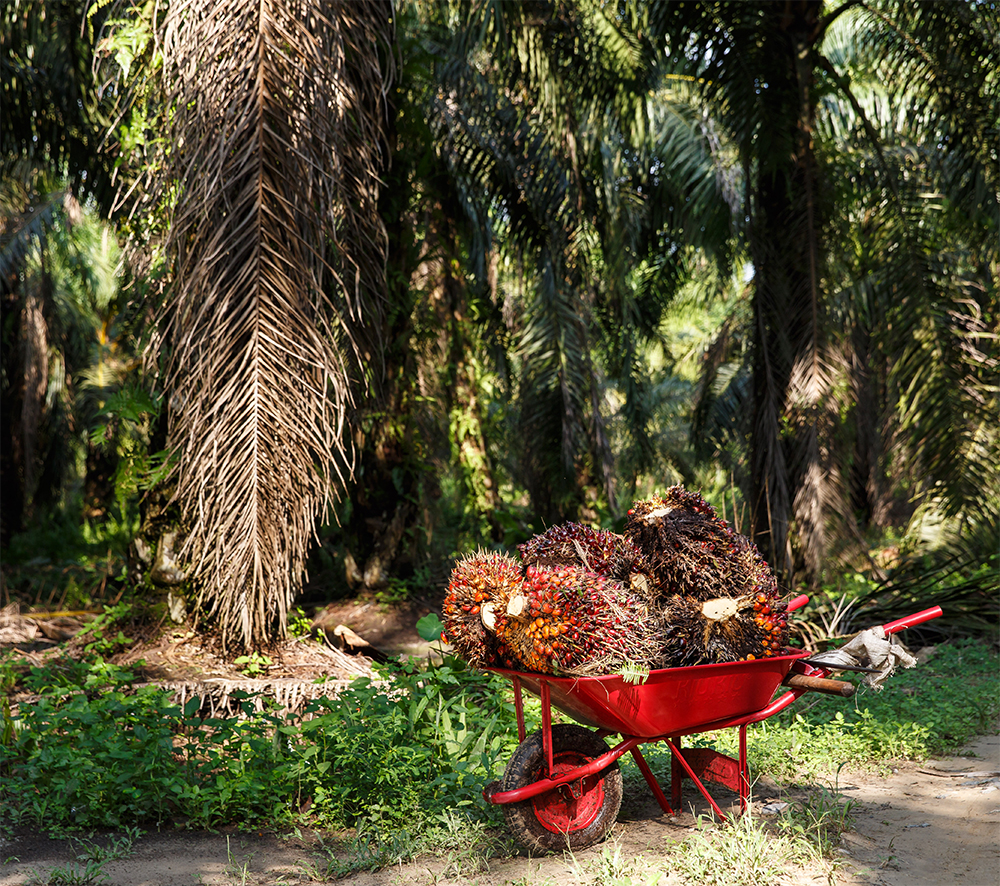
[532,753,605,833]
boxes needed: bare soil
[2,601,998,886]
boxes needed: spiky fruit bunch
[497,566,662,676]
[442,551,523,668]
[657,589,790,667]
[625,487,749,600]
[625,485,789,665]
[517,522,656,596]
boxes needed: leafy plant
[287,607,314,640]
[74,827,143,863]
[281,656,513,831]
[71,602,135,656]
[20,825,141,885]
[28,859,109,886]
[233,652,273,677]
[0,651,526,837]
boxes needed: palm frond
[0,186,66,288]
[854,550,1000,638]
[150,0,393,649]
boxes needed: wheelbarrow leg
[540,681,554,774]
[629,746,674,815]
[739,725,750,813]
[671,735,683,810]
[664,737,729,820]
[511,677,526,743]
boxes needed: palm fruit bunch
[441,550,523,668]
[442,544,662,676]
[625,486,789,665]
[655,574,791,666]
[496,565,663,677]
[517,522,656,594]
[625,487,743,600]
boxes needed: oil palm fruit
[442,550,522,667]
[625,486,789,664]
[498,565,662,676]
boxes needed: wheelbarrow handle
[786,594,809,612]
[783,673,854,697]
[882,606,943,635]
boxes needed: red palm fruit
[498,565,663,677]
[442,550,523,668]
[518,522,657,598]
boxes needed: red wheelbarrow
[483,600,943,852]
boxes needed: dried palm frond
[148,0,394,649]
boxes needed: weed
[27,859,110,885]
[71,602,135,656]
[502,874,557,886]
[233,652,273,677]
[316,825,414,877]
[424,809,506,877]
[287,607,313,639]
[775,775,855,857]
[74,826,143,863]
[292,857,323,880]
[1,649,529,837]
[576,840,660,885]
[24,826,143,885]
[224,835,253,885]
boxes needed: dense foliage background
[2,0,997,647]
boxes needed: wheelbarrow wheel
[501,724,622,853]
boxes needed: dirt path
[831,734,1000,886]
[2,734,997,886]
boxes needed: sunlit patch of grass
[668,812,820,886]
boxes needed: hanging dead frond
[148,0,394,649]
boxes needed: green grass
[743,637,997,780]
[668,812,818,886]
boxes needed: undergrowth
[1,630,996,878]
[623,637,998,793]
[0,652,526,840]
[735,637,997,782]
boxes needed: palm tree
[416,0,731,522]
[334,0,735,594]
[1,0,124,543]
[821,0,998,556]
[653,0,998,581]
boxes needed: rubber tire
[501,724,623,853]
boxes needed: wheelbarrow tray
[490,651,810,739]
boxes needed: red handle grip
[882,606,943,635]
[786,594,809,612]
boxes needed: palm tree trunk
[748,0,826,581]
